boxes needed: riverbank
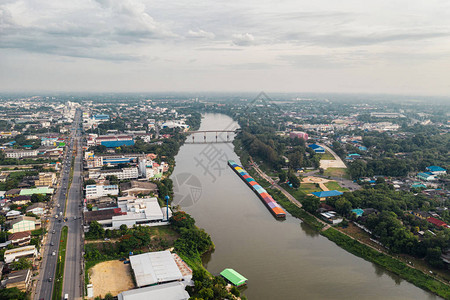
[236,141,450,299]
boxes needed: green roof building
[19,187,54,196]
[220,268,247,286]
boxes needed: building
[34,172,57,187]
[427,217,448,228]
[119,181,158,197]
[89,167,139,180]
[220,268,248,287]
[95,135,135,148]
[4,149,38,158]
[4,245,37,263]
[117,282,190,300]
[4,269,32,291]
[9,216,36,233]
[129,250,190,288]
[19,187,54,196]
[426,166,447,175]
[85,184,119,199]
[289,131,308,141]
[25,202,47,216]
[160,120,189,131]
[111,197,171,229]
[308,144,325,153]
[311,190,343,201]
[10,195,32,205]
[8,231,31,247]
[417,172,436,181]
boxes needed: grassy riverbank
[322,228,450,299]
[52,226,68,300]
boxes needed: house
[427,217,448,228]
[8,231,31,247]
[26,202,47,216]
[4,245,37,263]
[119,180,158,196]
[308,144,325,153]
[426,166,447,176]
[6,210,21,219]
[8,216,37,233]
[4,269,32,291]
[311,190,343,201]
[6,188,21,197]
[413,211,431,220]
[10,195,32,205]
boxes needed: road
[35,109,83,300]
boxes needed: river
[171,113,438,300]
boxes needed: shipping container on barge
[228,160,286,218]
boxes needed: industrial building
[4,245,37,263]
[129,250,192,288]
[117,282,190,300]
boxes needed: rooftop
[129,250,184,287]
[220,268,248,286]
[312,190,344,198]
[117,282,189,300]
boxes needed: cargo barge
[228,160,286,219]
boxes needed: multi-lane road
[35,110,84,300]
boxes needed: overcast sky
[1,0,450,95]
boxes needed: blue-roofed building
[358,146,367,151]
[411,183,427,189]
[308,144,325,153]
[101,140,135,148]
[93,114,110,121]
[426,166,447,175]
[312,190,343,199]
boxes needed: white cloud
[187,29,215,39]
[231,33,255,46]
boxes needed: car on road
[50,242,54,246]
[74,216,77,220]
[48,277,52,282]
[52,251,56,256]
[52,230,56,234]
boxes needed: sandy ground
[90,260,135,298]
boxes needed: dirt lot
[89,260,135,298]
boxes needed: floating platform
[228,160,286,219]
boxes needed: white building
[89,167,139,180]
[4,245,37,264]
[4,149,38,158]
[111,197,171,229]
[85,185,119,199]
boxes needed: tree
[120,224,128,235]
[287,171,300,189]
[302,196,320,213]
[0,287,27,300]
[335,198,352,216]
[87,221,105,239]
[278,171,287,183]
[11,257,32,270]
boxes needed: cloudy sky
[1,0,450,95]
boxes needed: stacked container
[228,160,286,218]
